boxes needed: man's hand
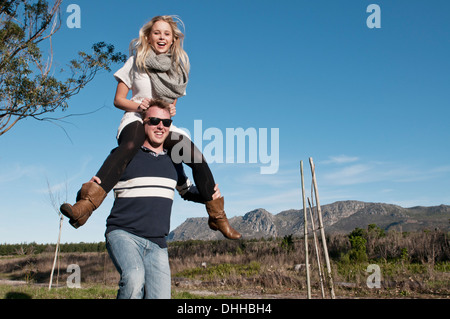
[89,176,102,184]
[212,184,221,200]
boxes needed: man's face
[143,106,171,148]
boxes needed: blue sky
[1,0,449,244]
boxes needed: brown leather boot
[205,197,242,240]
[60,182,107,229]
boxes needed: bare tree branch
[0,0,126,137]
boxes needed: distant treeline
[0,242,107,256]
[1,227,449,263]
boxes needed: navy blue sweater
[105,146,204,248]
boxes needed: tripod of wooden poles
[300,158,336,299]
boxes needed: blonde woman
[60,16,241,240]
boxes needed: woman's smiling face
[148,20,174,54]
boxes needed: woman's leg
[164,131,215,201]
[164,131,241,240]
[96,121,145,193]
[60,121,145,228]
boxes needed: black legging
[95,121,216,201]
[164,131,216,201]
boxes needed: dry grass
[0,230,448,299]
[169,231,449,298]
[0,252,119,286]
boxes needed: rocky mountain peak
[168,201,449,241]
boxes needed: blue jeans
[106,229,171,299]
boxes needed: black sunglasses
[145,117,172,127]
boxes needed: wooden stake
[309,157,336,299]
[308,197,326,298]
[300,161,311,299]
[49,214,63,290]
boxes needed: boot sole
[60,203,74,219]
[69,219,81,229]
[209,221,242,240]
[60,204,81,229]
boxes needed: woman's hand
[169,99,177,117]
[169,103,176,117]
[137,98,151,112]
[212,184,221,200]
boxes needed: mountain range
[168,200,450,241]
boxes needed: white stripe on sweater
[113,177,177,199]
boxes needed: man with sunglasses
[104,99,220,299]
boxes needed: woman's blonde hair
[130,15,190,74]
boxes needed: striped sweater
[105,146,204,248]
